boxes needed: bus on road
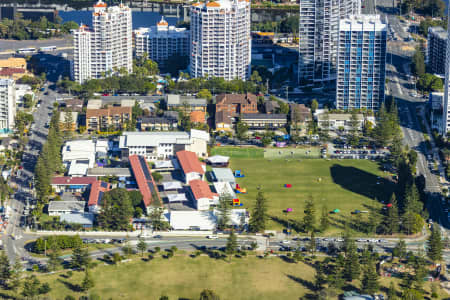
[16,48,37,54]
[39,46,57,52]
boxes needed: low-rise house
[59,111,79,132]
[86,168,131,179]
[88,181,111,213]
[86,104,132,132]
[60,213,95,229]
[317,112,369,132]
[176,150,205,184]
[140,115,178,131]
[241,113,287,130]
[215,93,258,117]
[51,176,97,193]
[213,181,236,199]
[190,111,206,124]
[48,201,85,216]
[265,101,280,114]
[15,84,34,107]
[289,103,312,135]
[215,111,232,132]
[206,155,229,167]
[169,210,216,230]
[211,168,236,186]
[189,179,219,210]
[62,99,84,112]
[129,155,162,213]
[62,140,96,176]
[166,94,207,113]
[119,129,209,161]
[0,57,28,80]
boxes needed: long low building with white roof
[119,129,209,161]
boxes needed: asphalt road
[3,83,56,263]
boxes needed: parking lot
[328,143,390,160]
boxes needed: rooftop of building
[0,68,26,76]
[176,150,205,175]
[215,111,232,124]
[428,26,447,39]
[317,113,364,121]
[190,111,206,123]
[0,57,26,69]
[87,167,131,177]
[216,93,257,106]
[191,0,250,10]
[166,94,207,106]
[340,14,386,32]
[129,155,160,207]
[86,106,132,118]
[189,179,218,200]
[241,113,287,120]
[51,176,97,185]
[48,201,85,212]
[60,213,94,225]
[120,131,191,147]
[88,180,111,207]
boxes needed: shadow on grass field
[330,164,396,204]
[230,158,396,235]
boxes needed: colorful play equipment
[284,184,292,188]
[386,203,393,208]
[235,184,247,194]
[332,209,340,213]
[234,170,245,178]
[233,198,243,206]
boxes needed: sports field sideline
[211,146,321,159]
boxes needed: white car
[281,240,291,244]
[206,235,218,239]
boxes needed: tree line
[0,14,78,40]
[34,106,64,214]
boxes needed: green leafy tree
[97,189,134,231]
[303,196,316,233]
[199,289,220,300]
[225,230,238,257]
[137,237,148,257]
[47,245,62,271]
[319,205,329,232]
[393,240,407,259]
[21,275,40,298]
[216,193,232,231]
[249,190,268,232]
[0,251,11,288]
[361,259,379,294]
[39,282,51,295]
[311,99,318,113]
[80,269,95,292]
[382,194,400,234]
[308,231,316,255]
[235,119,248,141]
[411,47,425,78]
[71,244,91,270]
[427,226,443,263]
[388,282,398,300]
[197,89,212,102]
[9,259,22,291]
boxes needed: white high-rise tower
[298,0,360,84]
[189,0,251,81]
[72,0,132,83]
[335,15,387,111]
[443,7,450,134]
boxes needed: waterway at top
[58,10,179,28]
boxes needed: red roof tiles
[176,150,205,175]
[88,180,111,207]
[51,177,97,185]
[189,179,218,200]
[129,155,161,207]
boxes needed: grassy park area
[211,146,321,159]
[229,157,396,234]
[17,254,444,300]
[35,256,316,299]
